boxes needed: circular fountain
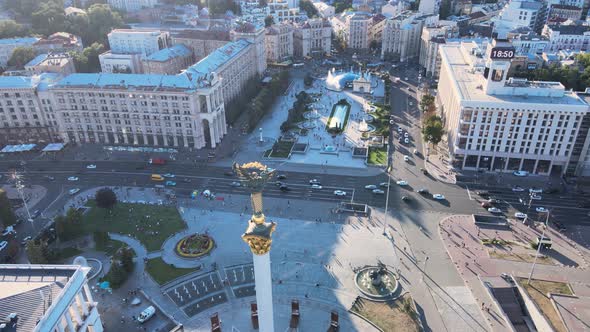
[325,67,361,91]
[355,264,399,300]
[358,118,376,133]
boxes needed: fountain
[358,118,376,133]
[354,263,399,299]
[325,67,361,91]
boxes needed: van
[151,174,164,181]
[137,306,156,323]
[535,236,552,249]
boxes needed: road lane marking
[466,186,473,200]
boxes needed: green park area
[146,257,201,285]
[368,146,388,165]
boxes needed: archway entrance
[202,119,211,148]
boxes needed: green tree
[65,13,89,43]
[32,0,66,36]
[422,115,445,145]
[7,47,37,68]
[120,247,134,272]
[26,240,50,264]
[71,42,105,72]
[264,15,274,27]
[209,0,240,15]
[300,0,319,17]
[86,4,124,45]
[420,94,435,113]
[439,0,452,18]
[5,0,42,17]
[333,0,352,13]
[0,20,31,39]
[96,188,117,209]
[0,189,17,228]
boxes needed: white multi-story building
[107,0,157,12]
[293,18,332,57]
[0,74,62,144]
[268,0,307,22]
[142,44,194,75]
[543,23,590,53]
[265,23,294,63]
[99,52,143,73]
[494,0,543,38]
[547,4,583,22]
[382,0,407,17]
[507,28,549,55]
[382,11,438,61]
[419,22,460,77]
[419,0,440,15]
[107,29,170,57]
[438,39,590,174]
[230,23,267,77]
[347,12,371,50]
[312,1,336,18]
[0,37,40,68]
[0,263,103,332]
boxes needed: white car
[404,77,409,80]
[69,188,80,195]
[404,132,409,138]
[372,189,385,195]
[365,184,377,190]
[67,176,79,181]
[137,306,156,324]
[0,241,7,251]
[379,182,389,187]
[432,194,445,200]
[531,194,542,200]
[311,184,322,189]
[488,207,502,214]
[513,171,529,177]
[403,156,410,162]
[512,186,525,192]
[397,127,403,133]
[514,212,527,219]
[396,180,408,186]
[21,236,32,246]
[529,188,543,194]
[535,207,548,213]
[163,173,175,178]
[413,149,418,154]
[404,138,410,144]
[86,164,96,169]
[334,190,346,196]
[309,179,321,184]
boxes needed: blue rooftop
[25,54,48,67]
[54,73,194,91]
[185,39,251,83]
[0,76,33,89]
[0,37,40,45]
[144,44,192,62]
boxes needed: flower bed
[175,234,215,258]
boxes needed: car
[396,180,408,186]
[529,188,543,194]
[513,171,529,177]
[86,164,96,169]
[535,207,548,213]
[137,306,156,324]
[413,149,419,155]
[21,236,32,246]
[279,185,290,192]
[44,175,55,181]
[512,186,525,192]
[475,190,489,196]
[0,241,7,251]
[404,138,410,144]
[309,179,321,185]
[230,181,241,187]
[311,184,322,189]
[481,202,492,209]
[379,182,389,188]
[68,188,80,195]
[420,168,428,175]
[404,77,409,80]
[365,184,377,189]
[397,127,403,133]
[404,132,409,138]
[401,196,410,201]
[487,198,501,204]
[277,174,287,180]
[67,176,79,181]
[182,178,191,183]
[417,188,429,194]
[372,189,385,195]
[531,194,542,200]
[488,207,502,214]
[432,194,445,200]
[165,181,176,186]
[403,156,410,162]
[163,173,175,178]
[334,190,346,196]
[514,212,527,219]
[31,210,40,219]
[1,226,15,237]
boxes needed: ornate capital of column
[243,214,276,255]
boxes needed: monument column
[234,162,276,332]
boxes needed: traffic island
[175,233,215,258]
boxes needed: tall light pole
[528,210,551,284]
[11,171,33,223]
[383,165,392,236]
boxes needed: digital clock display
[490,47,515,59]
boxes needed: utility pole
[528,210,551,284]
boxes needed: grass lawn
[518,278,572,332]
[80,201,186,252]
[489,250,554,265]
[368,146,388,165]
[351,295,419,332]
[266,140,294,158]
[146,257,201,285]
[96,238,130,256]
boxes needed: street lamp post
[12,171,33,223]
[383,165,392,236]
[528,210,551,284]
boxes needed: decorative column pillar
[233,162,277,332]
[76,293,89,316]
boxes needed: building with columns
[293,18,332,57]
[438,39,590,175]
[265,23,294,63]
[0,264,103,332]
[381,11,438,61]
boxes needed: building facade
[312,1,336,18]
[33,32,84,54]
[0,37,40,68]
[438,40,590,175]
[419,23,460,77]
[107,0,158,12]
[0,264,103,332]
[382,11,438,61]
[107,29,170,57]
[142,44,194,75]
[347,12,371,50]
[99,52,143,73]
[543,23,590,53]
[265,23,294,63]
[268,0,306,22]
[25,53,76,76]
[170,29,231,61]
[547,4,583,22]
[293,18,332,57]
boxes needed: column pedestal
[253,252,274,332]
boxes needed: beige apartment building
[265,23,294,63]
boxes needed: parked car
[379,182,389,188]
[514,212,527,219]
[0,241,7,251]
[404,138,410,144]
[529,188,543,194]
[475,191,489,196]
[401,196,410,201]
[481,202,492,209]
[68,188,80,195]
[309,179,321,185]
[21,236,32,246]
[531,194,542,200]
[372,189,385,195]
[488,207,502,214]
[417,188,429,194]
[1,226,15,236]
[535,207,548,213]
[420,168,428,175]
[432,194,445,200]
[403,156,410,162]
[396,180,408,186]
[137,306,156,324]
[31,210,41,219]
